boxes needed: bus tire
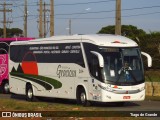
[77,88,90,106]
[26,84,34,102]
[2,81,10,94]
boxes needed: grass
[0,97,158,120]
[145,96,160,101]
[0,95,160,111]
[0,98,83,111]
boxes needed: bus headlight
[98,84,113,92]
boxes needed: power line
[12,16,38,22]
[12,4,37,7]
[122,11,160,18]
[55,5,160,16]
[1,1,160,26]
[55,0,115,6]
[11,0,115,7]
[8,1,160,18]
[5,10,160,21]
[55,11,160,20]
[2,4,160,20]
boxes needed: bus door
[88,51,104,100]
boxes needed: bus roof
[0,37,35,41]
[82,34,138,47]
[10,34,138,47]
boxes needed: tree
[98,25,146,40]
[9,28,23,37]
[0,28,3,37]
[138,32,160,69]
[0,28,23,37]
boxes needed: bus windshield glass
[99,47,144,85]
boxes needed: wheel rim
[27,88,33,99]
[4,83,9,93]
[80,93,86,104]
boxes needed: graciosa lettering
[56,65,76,78]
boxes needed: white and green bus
[9,34,152,106]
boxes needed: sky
[0,0,160,38]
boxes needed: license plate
[123,96,130,99]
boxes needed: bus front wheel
[77,88,90,106]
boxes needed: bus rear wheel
[77,88,90,106]
[26,84,34,101]
[2,81,10,94]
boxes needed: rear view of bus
[0,42,9,93]
[0,37,34,93]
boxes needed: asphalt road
[1,93,160,112]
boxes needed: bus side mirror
[141,52,152,67]
[91,51,104,68]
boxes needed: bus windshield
[99,47,144,85]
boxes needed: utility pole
[39,0,43,38]
[69,19,71,35]
[43,2,46,38]
[38,0,49,38]
[115,0,121,35]
[50,0,54,36]
[24,0,28,37]
[43,2,50,38]
[0,1,12,38]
